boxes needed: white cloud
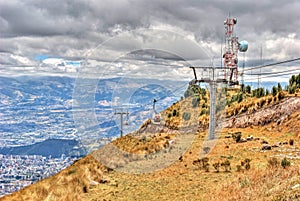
[0,0,299,82]
[10,54,34,65]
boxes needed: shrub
[83,185,88,193]
[240,84,245,93]
[213,162,220,172]
[268,157,279,168]
[238,158,251,171]
[231,132,242,143]
[278,91,285,100]
[244,158,251,170]
[226,100,232,107]
[221,159,231,172]
[253,88,265,98]
[272,86,278,96]
[203,147,210,154]
[236,165,242,172]
[201,89,207,97]
[193,157,210,172]
[192,97,200,108]
[182,112,191,121]
[245,85,251,94]
[237,93,243,103]
[281,157,291,169]
[288,84,296,94]
[278,83,282,92]
[173,109,177,117]
[200,109,209,116]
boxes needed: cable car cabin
[152,113,162,124]
[125,120,129,126]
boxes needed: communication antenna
[223,16,248,86]
[250,66,253,88]
[189,16,248,139]
[258,45,262,88]
[241,52,245,86]
[220,41,223,68]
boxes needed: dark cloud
[0,0,92,37]
[1,0,299,39]
[129,49,186,61]
[0,0,299,76]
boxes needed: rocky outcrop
[137,123,180,134]
[223,97,300,128]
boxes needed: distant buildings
[0,154,78,197]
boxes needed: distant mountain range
[0,76,185,153]
[0,139,86,158]
[0,75,287,155]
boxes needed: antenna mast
[189,16,248,140]
[258,45,262,88]
[223,17,239,85]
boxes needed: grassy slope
[1,95,300,201]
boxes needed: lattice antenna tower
[223,17,239,85]
[189,16,248,140]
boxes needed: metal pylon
[208,81,217,140]
[189,66,227,140]
[114,109,129,137]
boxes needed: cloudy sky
[0,0,300,81]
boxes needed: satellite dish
[233,17,237,24]
[239,40,248,52]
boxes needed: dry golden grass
[211,166,300,201]
[225,92,287,118]
[112,133,176,155]
[1,96,300,201]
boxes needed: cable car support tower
[190,16,248,139]
[114,109,129,137]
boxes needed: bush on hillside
[193,157,210,172]
[245,85,251,94]
[281,158,291,169]
[232,132,242,143]
[221,159,231,172]
[182,112,191,121]
[268,157,280,168]
[192,97,200,108]
[272,86,278,96]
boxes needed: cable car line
[244,67,300,76]
[244,70,300,81]
[243,57,300,72]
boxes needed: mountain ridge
[1,87,299,200]
[0,139,86,158]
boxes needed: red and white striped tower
[223,17,239,85]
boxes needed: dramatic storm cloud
[0,0,299,80]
